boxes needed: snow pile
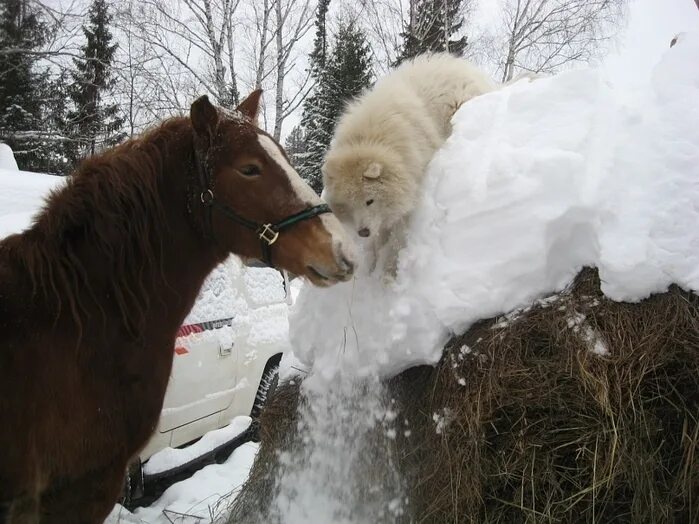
[0,168,64,239]
[0,144,18,170]
[290,33,699,385]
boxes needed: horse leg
[39,464,126,524]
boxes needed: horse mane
[8,117,195,339]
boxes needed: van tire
[250,363,280,421]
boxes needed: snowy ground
[106,421,258,523]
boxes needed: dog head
[322,144,416,240]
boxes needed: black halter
[191,145,331,267]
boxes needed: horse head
[189,90,356,287]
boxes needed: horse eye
[239,165,261,177]
[366,199,374,206]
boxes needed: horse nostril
[358,227,370,238]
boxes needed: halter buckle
[200,189,214,205]
[258,224,279,245]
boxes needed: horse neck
[135,128,226,334]
[22,121,226,341]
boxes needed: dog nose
[340,254,355,275]
[358,227,370,238]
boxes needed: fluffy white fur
[322,53,496,272]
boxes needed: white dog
[322,53,496,274]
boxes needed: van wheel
[120,459,144,510]
[249,356,281,440]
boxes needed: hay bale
[230,269,698,523]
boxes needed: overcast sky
[603,0,699,86]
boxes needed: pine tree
[299,20,372,194]
[0,0,49,170]
[285,124,306,169]
[295,0,330,192]
[308,0,330,79]
[66,0,125,166]
[396,0,468,65]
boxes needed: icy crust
[291,35,699,386]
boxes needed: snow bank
[0,144,18,170]
[0,168,64,239]
[291,33,699,386]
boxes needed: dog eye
[239,165,261,177]
[366,199,374,206]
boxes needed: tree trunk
[202,0,227,102]
[255,0,271,89]
[273,0,285,140]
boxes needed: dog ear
[237,89,263,124]
[363,162,382,179]
[191,95,219,145]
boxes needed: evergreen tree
[66,0,125,165]
[299,20,372,194]
[396,0,468,65]
[295,0,330,192]
[284,124,306,169]
[308,0,330,79]
[0,0,49,170]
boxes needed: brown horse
[0,91,355,523]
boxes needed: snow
[107,440,259,524]
[144,416,251,476]
[290,33,699,388]
[0,167,65,239]
[0,144,18,170]
[244,267,286,307]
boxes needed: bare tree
[271,0,313,139]
[496,0,627,82]
[352,0,406,72]
[125,0,242,106]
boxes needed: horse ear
[363,162,382,179]
[191,95,219,144]
[237,89,263,123]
